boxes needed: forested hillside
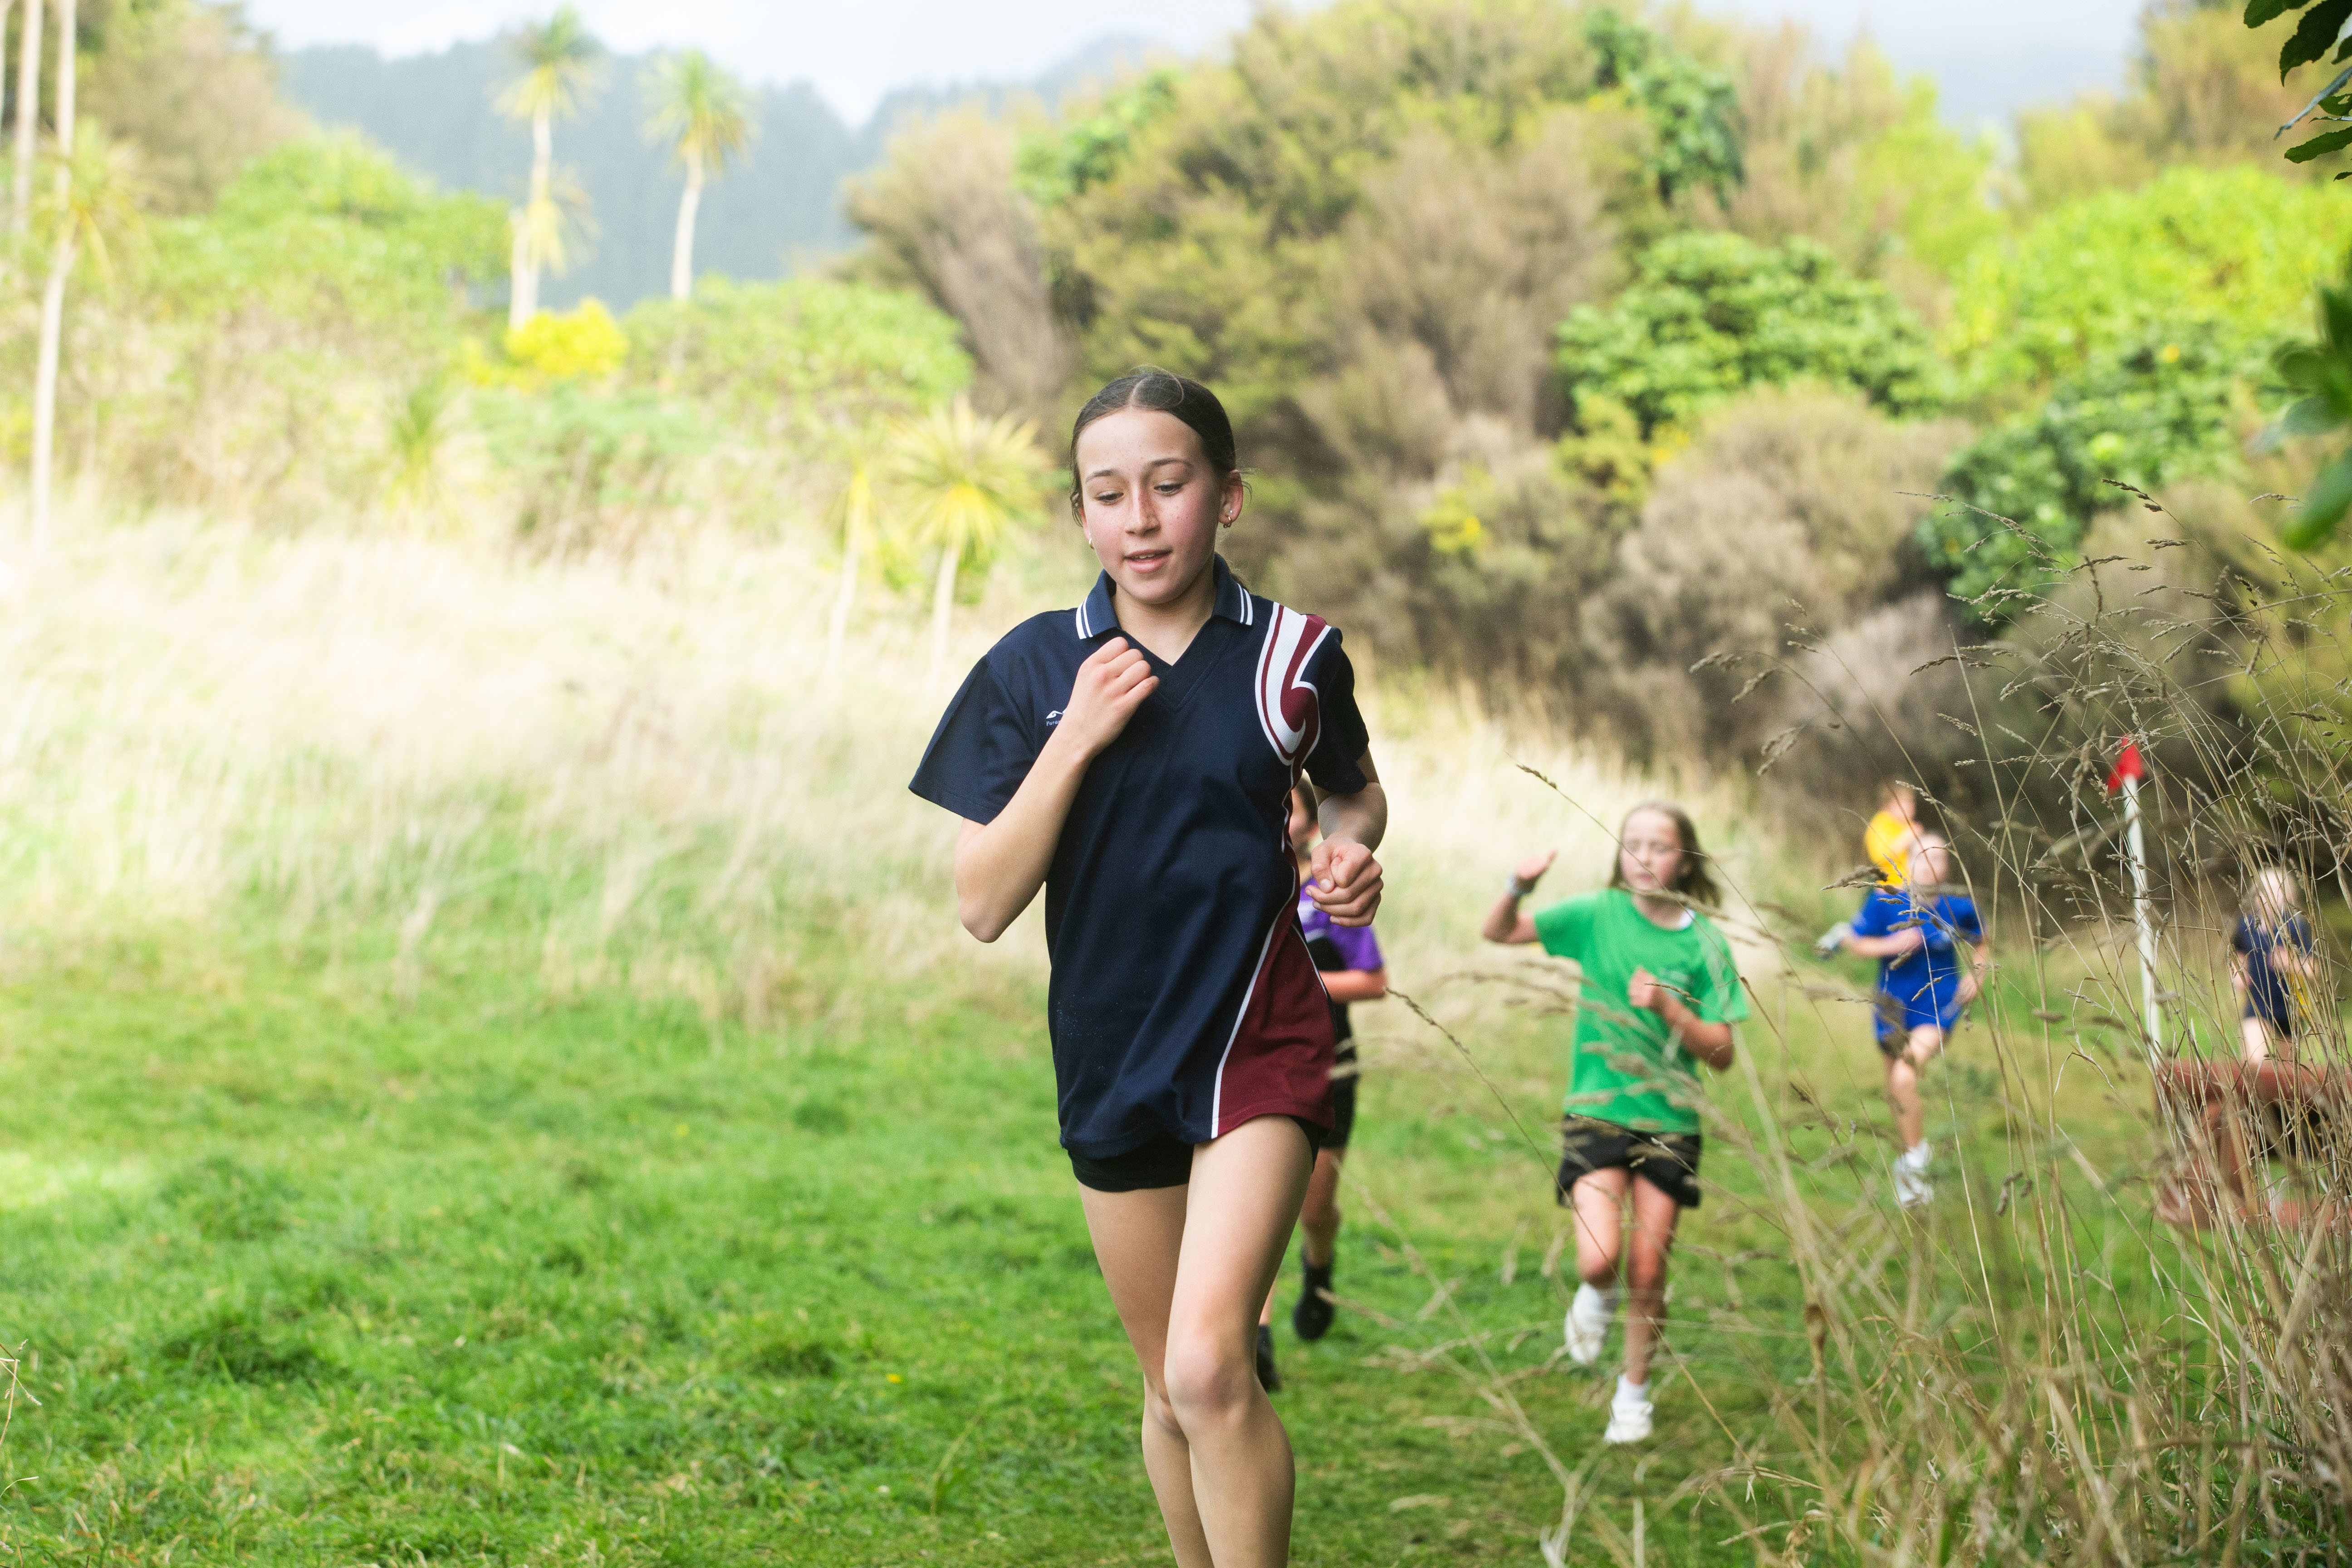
[277,34,1157,308]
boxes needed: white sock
[1900,1142,1931,1171]
[1616,1375,1648,1404]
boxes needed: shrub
[1555,231,1947,438]
[1943,163,2352,397]
[1924,328,2254,619]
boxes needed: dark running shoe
[1292,1258,1336,1341]
[1255,1323,1281,1392]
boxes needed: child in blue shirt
[1821,834,1986,1208]
[2234,866,2318,1063]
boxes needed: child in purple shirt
[1258,786,1388,1388]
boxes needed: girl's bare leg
[1569,1165,1629,1288]
[1621,1176,1684,1385]
[1168,1117,1314,1568]
[2241,1014,2275,1063]
[1081,1182,1211,1568]
[1259,1147,1345,1327]
[1885,1026,1946,1150]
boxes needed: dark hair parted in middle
[1607,800,1722,909]
[1067,368,1239,519]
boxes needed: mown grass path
[0,927,2111,1565]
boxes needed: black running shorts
[1069,1117,1324,1192]
[1555,1117,1704,1209]
[1324,1046,1359,1152]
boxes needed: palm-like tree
[29,4,144,553]
[643,49,752,302]
[497,6,602,329]
[10,0,40,236]
[887,397,1047,686]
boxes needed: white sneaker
[1564,1284,1617,1365]
[1603,1393,1653,1444]
[1893,1146,1933,1209]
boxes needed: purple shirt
[1297,885,1383,1046]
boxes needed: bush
[1924,328,2254,619]
[622,277,972,442]
[1555,231,1947,439]
[1943,164,2352,397]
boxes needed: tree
[642,49,751,302]
[886,396,1046,686]
[11,0,38,235]
[823,459,878,677]
[29,0,94,552]
[496,5,601,329]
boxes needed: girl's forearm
[952,734,1093,942]
[1661,997,1734,1069]
[1317,772,1387,854]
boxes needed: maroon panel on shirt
[1213,914,1338,1137]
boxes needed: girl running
[1819,834,1986,1208]
[1481,803,1744,1446]
[2233,866,2317,1064]
[909,369,1387,1568]
[1256,784,1387,1392]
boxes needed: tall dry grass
[1353,504,2352,1565]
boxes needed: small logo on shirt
[1045,710,1064,727]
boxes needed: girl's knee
[1142,1380,1185,1442]
[1161,1331,1255,1429]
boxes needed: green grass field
[0,885,2192,1566]
[0,521,2323,1567]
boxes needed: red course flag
[2105,736,2146,794]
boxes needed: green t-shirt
[1533,888,1748,1136]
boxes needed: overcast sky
[244,0,2146,128]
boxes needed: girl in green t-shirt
[1482,800,1744,1446]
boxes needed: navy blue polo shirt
[908,556,1372,1159]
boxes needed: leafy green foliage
[1923,330,2253,617]
[1555,232,1945,437]
[1945,164,2352,397]
[623,277,971,441]
[2259,251,2352,545]
[1584,8,1742,203]
[475,384,710,552]
[1014,68,1181,208]
[152,132,507,328]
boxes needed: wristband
[1507,874,1536,899]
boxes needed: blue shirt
[2234,913,2313,1023]
[1853,885,1982,1034]
[908,557,1371,1158]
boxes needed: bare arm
[1303,754,1387,927]
[1842,928,1926,959]
[1482,849,1557,945]
[951,638,1156,942]
[1956,937,1990,1004]
[1322,967,1387,1004]
[1629,967,1735,1071]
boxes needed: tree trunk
[49,0,66,161]
[510,104,551,329]
[669,146,701,301]
[508,218,534,328]
[927,535,960,690]
[10,0,38,236]
[29,0,71,553]
[30,227,73,550]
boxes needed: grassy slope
[0,518,2247,1564]
[0,891,2182,1566]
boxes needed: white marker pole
[2122,772,2161,1052]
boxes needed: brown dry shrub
[843,111,1073,417]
